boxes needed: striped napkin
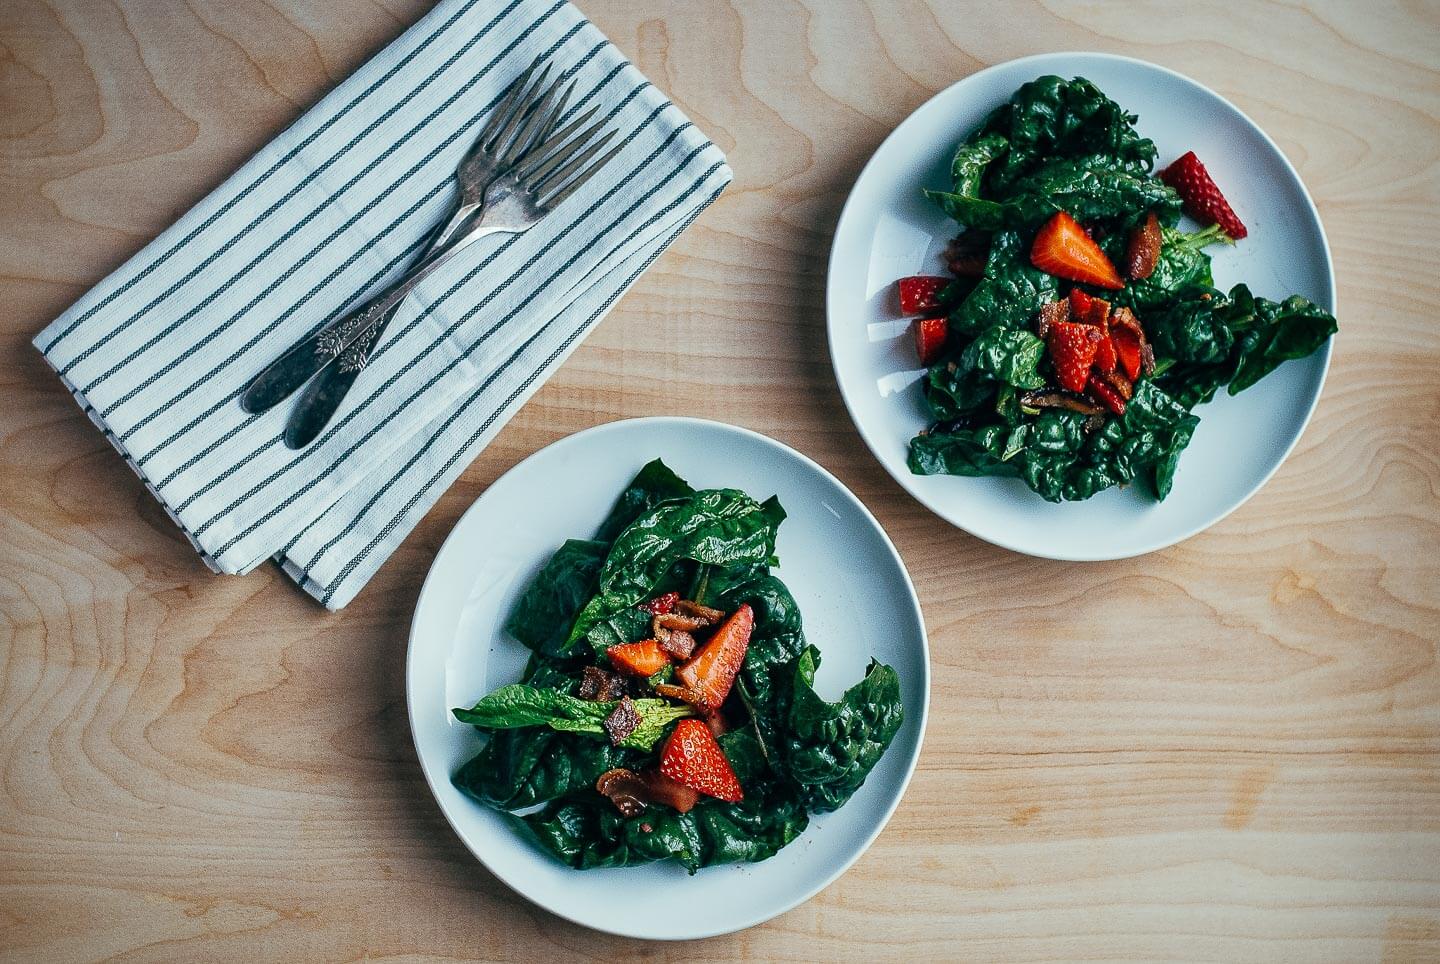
[33,0,731,609]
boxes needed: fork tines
[479,61,625,208]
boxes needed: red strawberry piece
[1108,307,1149,381]
[1085,374,1127,416]
[897,275,950,315]
[638,591,680,615]
[659,718,743,803]
[1046,321,1102,393]
[912,316,947,366]
[1159,151,1248,239]
[607,639,671,678]
[1069,289,1116,374]
[675,604,753,712]
[1030,212,1124,289]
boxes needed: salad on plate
[450,459,904,873]
[894,75,1338,503]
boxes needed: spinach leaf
[1228,290,1338,393]
[948,231,1058,337]
[961,325,1047,389]
[930,155,1180,231]
[505,539,607,657]
[516,783,810,874]
[563,489,784,651]
[979,75,1158,191]
[1146,284,1337,401]
[715,574,807,759]
[1118,224,1229,311]
[1018,383,1199,501]
[453,684,693,751]
[922,364,997,420]
[453,729,638,811]
[908,423,1023,477]
[595,458,695,543]
[783,648,904,813]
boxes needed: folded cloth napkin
[33,0,731,609]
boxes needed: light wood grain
[3,0,1439,961]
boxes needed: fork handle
[239,216,500,415]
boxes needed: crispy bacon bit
[1098,368,1134,401]
[1140,341,1156,376]
[596,768,648,817]
[595,768,700,817]
[655,612,708,634]
[1018,388,1106,417]
[579,666,626,702]
[1125,211,1162,280]
[1037,299,1071,338]
[603,697,641,746]
[640,770,700,814]
[675,599,725,623]
[944,231,989,278]
[658,628,696,660]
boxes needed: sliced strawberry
[1159,151,1247,239]
[674,604,753,712]
[638,591,680,615]
[1111,329,1141,381]
[1069,289,1115,374]
[1109,307,1148,381]
[1046,321,1102,393]
[607,639,671,678]
[1086,374,1127,415]
[1030,212,1124,289]
[913,316,947,366]
[660,718,743,803]
[897,275,950,315]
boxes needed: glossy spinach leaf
[453,729,639,811]
[908,423,1025,477]
[505,539,606,657]
[930,154,1180,231]
[1117,224,1229,311]
[453,684,693,751]
[948,231,1059,338]
[783,648,904,813]
[1228,290,1338,393]
[516,782,810,874]
[563,489,784,652]
[978,75,1158,191]
[961,325,1047,389]
[594,458,695,543]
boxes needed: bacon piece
[1037,299,1070,339]
[675,599,725,623]
[654,612,708,634]
[658,628,696,660]
[602,697,641,746]
[579,666,625,702]
[1125,211,1162,280]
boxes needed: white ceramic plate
[826,52,1335,560]
[407,417,928,940]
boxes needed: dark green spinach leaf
[783,648,904,813]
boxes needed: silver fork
[238,62,622,448]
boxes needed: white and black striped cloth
[33,0,731,609]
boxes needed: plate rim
[824,50,1336,561]
[405,415,931,940]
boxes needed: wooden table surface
[4,1,1439,960]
